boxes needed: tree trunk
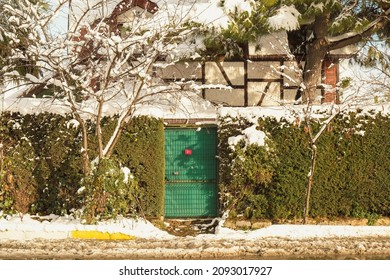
[77,117,90,176]
[104,108,133,159]
[104,82,144,159]
[302,45,326,104]
[96,99,104,160]
[67,93,90,176]
[303,105,340,224]
[304,141,317,224]
[301,13,331,104]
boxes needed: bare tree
[1,0,201,174]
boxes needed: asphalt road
[1,236,390,260]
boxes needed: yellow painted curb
[70,230,136,240]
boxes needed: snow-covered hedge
[218,107,390,221]
[0,113,165,218]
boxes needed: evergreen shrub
[218,116,279,219]
[83,157,139,223]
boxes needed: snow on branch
[327,7,390,50]
[267,5,300,31]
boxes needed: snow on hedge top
[219,103,390,124]
[223,103,389,152]
[1,90,217,120]
[228,124,266,149]
[348,103,390,117]
[267,5,300,31]
[219,106,298,123]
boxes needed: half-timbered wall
[154,30,345,107]
[156,57,336,107]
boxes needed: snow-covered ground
[1,214,390,241]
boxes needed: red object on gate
[184,149,192,155]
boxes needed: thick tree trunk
[301,13,331,104]
[302,45,327,104]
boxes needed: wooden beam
[215,61,234,87]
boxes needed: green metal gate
[164,127,218,218]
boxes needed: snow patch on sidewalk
[1,214,390,241]
[0,214,173,240]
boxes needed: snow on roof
[135,91,217,120]
[249,31,292,56]
[2,88,388,122]
[0,90,218,120]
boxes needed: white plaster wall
[283,60,302,87]
[205,62,245,86]
[283,89,299,103]
[248,82,281,106]
[205,89,244,106]
[248,61,281,79]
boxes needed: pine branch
[327,7,390,50]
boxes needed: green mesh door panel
[165,128,216,181]
[165,182,217,218]
[164,128,218,218]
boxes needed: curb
[70,230,136,240]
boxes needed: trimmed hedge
[1,108,388,221]
[0,112,82,215]
[218,110,390,220]
[0,113,165,218]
